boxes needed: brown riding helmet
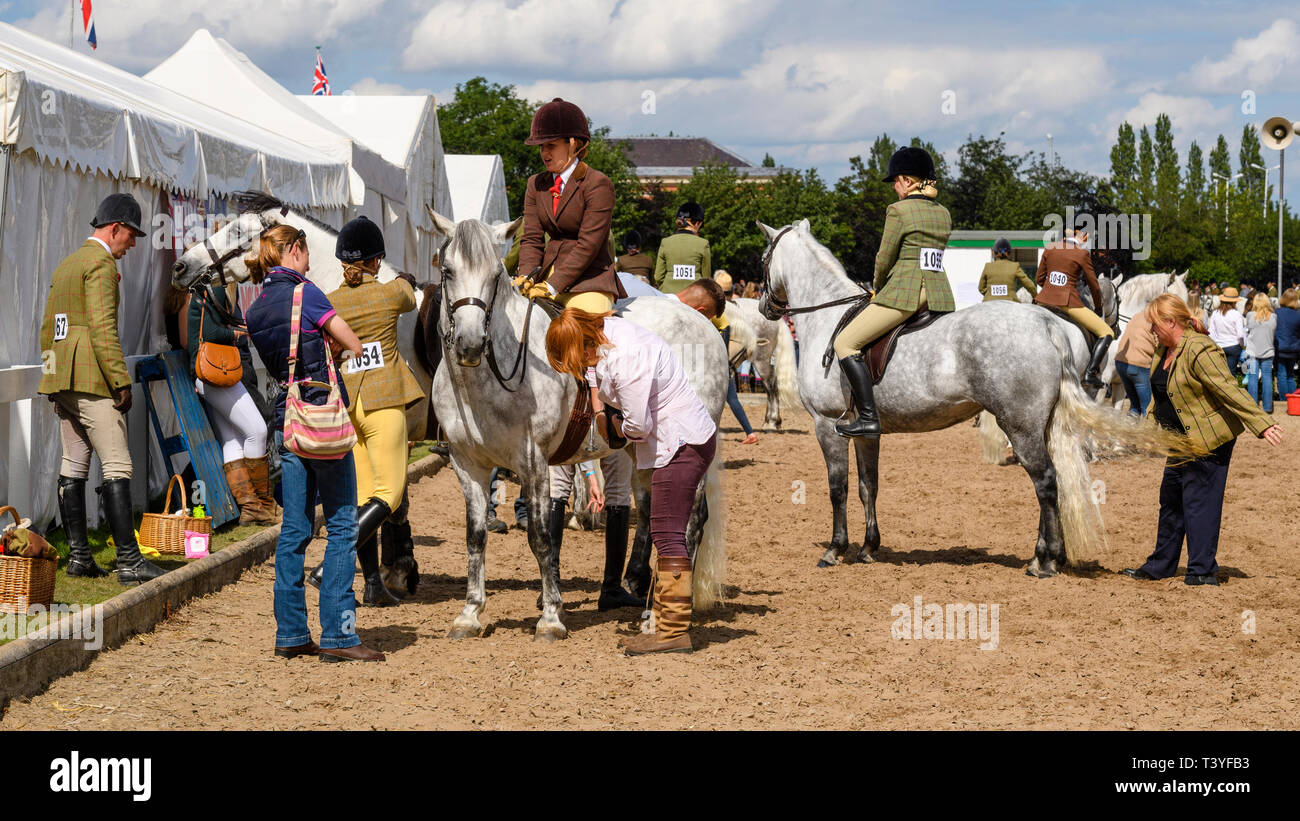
[525,98,590,145]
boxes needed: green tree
[948,133,1030,229]
[761,152,776,168]
[1109,122,1137,212]
[1184,140,1205,201]
[436,77,536,217]
[1154,114,1180,213]
[1238,124,1265,194]
[1137,125,1155,209]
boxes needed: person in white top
[1207,286,1246,375]
[545,308,717,655]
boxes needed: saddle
[1040,304,1099,350]
[865,308,946,382]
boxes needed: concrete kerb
[0,450,450,713]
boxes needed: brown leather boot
[320,644,386,662]
[245,455,282,523]
[623,556,693,655]
[225,459,272,526]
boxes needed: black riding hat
[676,202,705,223]
[994,238,1012,256]
[622,229,642,250]
[90,193,146,236]
[336,215,385,262]
[882,147,936,183]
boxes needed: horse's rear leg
[624,470,653,598]
[522,462,567,642]
[813,417,850,567]
[1002,419,1065,578]
[847,436,881,563]
[449,459,490,639]
[763,380,782,430]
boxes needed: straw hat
[1219,287,1244,303]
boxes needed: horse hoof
[817,558,838,568]
[1025,560,1058,579]
[448,621,483,640]
[534,625,568,643]
[848,549,876,564]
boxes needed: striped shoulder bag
[282,283,356,459]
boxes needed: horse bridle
[440,236,534,392]
[760,224,871,317]
[198,207,287,286]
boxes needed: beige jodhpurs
[55,391,132,480]
[833,285,928,359]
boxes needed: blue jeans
[1277,355,1297,398]
[488,467,528,523]
[1246,357,1274,413]
[1115,360,1152,417]
[725,375,755,435]
[275,446,360,650]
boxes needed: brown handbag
[195,294,243,387]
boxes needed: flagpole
[69,0,74,49]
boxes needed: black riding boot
[101,478,165,585]
[1083,335,1113,390]
[536,499,567,609]
[381,492,418,596]
[835,354,882,438]
[59,477,107,577]
[598,505,643,610]
[355,498,398,607]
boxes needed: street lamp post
[1250,162,1281,220]
[1211,171,1243,223]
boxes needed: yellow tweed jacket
[979,259,1037,301]
[38,240,130,398]
[326,276,425,413]
[1147,330,1275,452]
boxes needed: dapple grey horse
[756,220,1194,577]
[427,210,729,641]
[724,297,800,430]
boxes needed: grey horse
[756,220,1194,577]
[724,297,800,430]
[426,210,730,641]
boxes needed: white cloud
[349,77,432,96]
[1186,18,1300,93]
[1111,93,1233,141]
[401,0,776,76]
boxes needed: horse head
[171,209,277,289]
[427,206,521,367]
[755,219,809,321]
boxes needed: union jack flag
[81,0,97,50]
[312,49,330,96]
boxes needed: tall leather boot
[356,498,398,607]
[598,505,643,610]
[59,477,107,578]
[380,491,418,596]
[834,353,882,438]
[101,478,165,585]
[1083,335,1114,389]
[537,499,567,609]
[225,459,273,526]
[623,556,693,655]
[245,455,282,524]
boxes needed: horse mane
[235,191,340,235]
[794,225,859,291]
[1118,273,1172,304]
[450,219,500,271]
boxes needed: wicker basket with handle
[0,505,56,614]
[138,475,212,556]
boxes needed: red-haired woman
[545,309,716,654]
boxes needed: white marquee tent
[444,154,509,224]
[298,94,454,277]
[0,22,350,528]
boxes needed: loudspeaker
[1262,116,1296,151]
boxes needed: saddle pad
[866,309,945,383]
[549,378,595,465]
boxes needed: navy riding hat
[336,215,386,262]
[882,147,936,183]
[90,193,146,237]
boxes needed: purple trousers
[650,436,717,559]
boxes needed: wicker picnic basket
[0,506,56,613]
[138,475,212,556]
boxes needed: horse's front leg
[848,436,881,562]
[813,417,850,567]
[624,468,654,598]
[448,457,490,638]
[523,458,567,642]
[763,377,782,430]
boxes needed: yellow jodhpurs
[833,286,928,359]
[350,395,409,509]
[556,290,615,313]
[1065,306,1115,339]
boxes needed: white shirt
[614,272,668,304]
[556,158,578,193]
[1207,308,1245,349]
[87,236,113,257]
[593,316,716,469]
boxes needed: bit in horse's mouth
[457,356,482,367]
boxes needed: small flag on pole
[312,47,331,96]
[81,0,97,50]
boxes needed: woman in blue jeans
[1114,310,1156,416]
[1275,289,1300,398]
[245,224,384,662]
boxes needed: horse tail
[976,410,1010,465]
[773,319,802,416]
[1044,322,1205,564]
[692,455,727,611]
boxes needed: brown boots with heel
[225,456,281,526]
[622,555,693,655]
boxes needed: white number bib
[672,264,696,281]
[1048,270,1069,287]
[53,313,69,341]
[345,341,385,374]
[989,284,1008,297]
[919,248,944,272]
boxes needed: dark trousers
[1222,344,1242,376]
[650,436,717,559]
[1140,439,1235,578]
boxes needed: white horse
[724,298,801,429]
[424,210,730,641]
[1098,272,1189,410]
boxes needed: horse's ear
[491,215,523,244]
[798,218,811,232]
[1176,271,1187,284]
[426,205,456,238]
[1167,272,1176,285]
[1111,272,1124,288]
[756,221,777,240]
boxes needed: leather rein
[440,236,535,393]
[760,225,871,317]
[199,207,287,286]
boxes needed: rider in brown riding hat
[1033,228,1114,388]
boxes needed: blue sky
[4,1,1298,191]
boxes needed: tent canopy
[145,29,405,206]
[444,154,509,224]
[0,22,346,206]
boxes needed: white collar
[558,159,579,187]
[88,236,113,257]
[1064,236,1084,247]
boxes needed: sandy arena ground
[5,397,1298,730]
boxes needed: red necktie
[549,176,563,216]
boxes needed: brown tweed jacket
[1035,241,1101,310]
[327,276,425,412]
[38,240,130,398]
[872,195,956,312]
[1147,330,1275,453]
[517,161,627,299]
